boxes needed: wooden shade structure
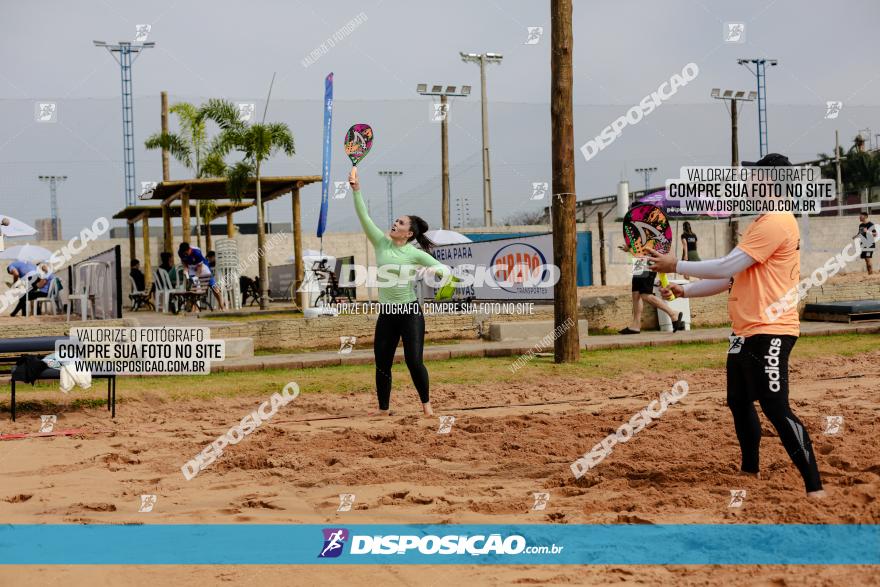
[114,175,321,299]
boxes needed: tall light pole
[460,51,503,226]
[38,175,67,240]
[737,58,777,158]
[634,166,657,193]
[455,196,471,228]
[417,84,471,229]
[94,40,155,207]
[711,89,757,166]
[378,171,403,228]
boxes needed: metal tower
[378,171,403,228]
[38,175,67,240]
[738,58,777,158]
[94,40,155,206]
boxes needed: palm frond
[143,131,193,168]
[225,160,254,202]
[266,122,295,157]
[200,99,246,132]
[200,150,228,178]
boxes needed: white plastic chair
[67,262,101,322]
[34,277,61,316]
[153,267,185,312]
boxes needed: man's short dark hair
[132,259,140,267]
[178,242,191,256]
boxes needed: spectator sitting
[7,260,48,317]
[157,251,178,288]
[130,259,146,293]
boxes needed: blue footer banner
[1,525,877,565]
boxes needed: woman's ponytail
[407,215,435,255]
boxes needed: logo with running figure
[823,415,843,435]
[318,528,349,558]
[728,489,746,508]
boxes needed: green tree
[144,102,225,248]
[200,99,295,310]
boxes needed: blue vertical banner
[317,72,334,237]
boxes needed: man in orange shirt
[646,153,824,497]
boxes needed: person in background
[857,212,877,275]
[7,260,47,317]
[130,259,146,293]
[178,242,225,310]
[680,221,699,280]
[158,251,178,287]
[206,250,216,270]
[617,244,684,334]
[681,221,700,261]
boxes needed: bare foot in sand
[422,402,434,417]
[367,408,392,417]
[807,490,827,499]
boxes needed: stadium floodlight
[712,88,757,166]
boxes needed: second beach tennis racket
[623,203,675,300]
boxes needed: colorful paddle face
[623,203,672,256]
[344,124,373,166]
[623,203,675,299]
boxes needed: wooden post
[127,222,136,263]
[181,188,192,245]
[142,216,152,291]
[226,211,235,238]
[161,92,172,255]
[292,186,304,309]
[550,0,579,362]
[205,217,213,253]
[598,210,607,286]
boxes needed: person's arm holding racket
[349,167,387,247]
[646,246,755,300]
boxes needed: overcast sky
[1,0,878,239]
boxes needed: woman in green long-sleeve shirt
[349,167,451,417]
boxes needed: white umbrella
[426,229,472,245]
[0,215,37,238]
[0,244,53,263]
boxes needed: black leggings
[374,304,429,410]
[726,334,823,492]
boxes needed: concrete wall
[2,215,874,305]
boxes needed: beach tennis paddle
[344,123,373,166]
[623,203,675,300]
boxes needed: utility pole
[550,0,579,363]
[737,58,777,158]
[460,51,502,226]
[711,89,756,166]
[378,171,403,229]
[37,175,67,240]
[835,130,843,216]
[94,40,155,207]
[634,166,657,193]
[417,84,470,229]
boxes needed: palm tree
[845,136,880,205]
[200,99,295,310]
[144,102,224,248]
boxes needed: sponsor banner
[0,524,876,565]
[420,233,554,301]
